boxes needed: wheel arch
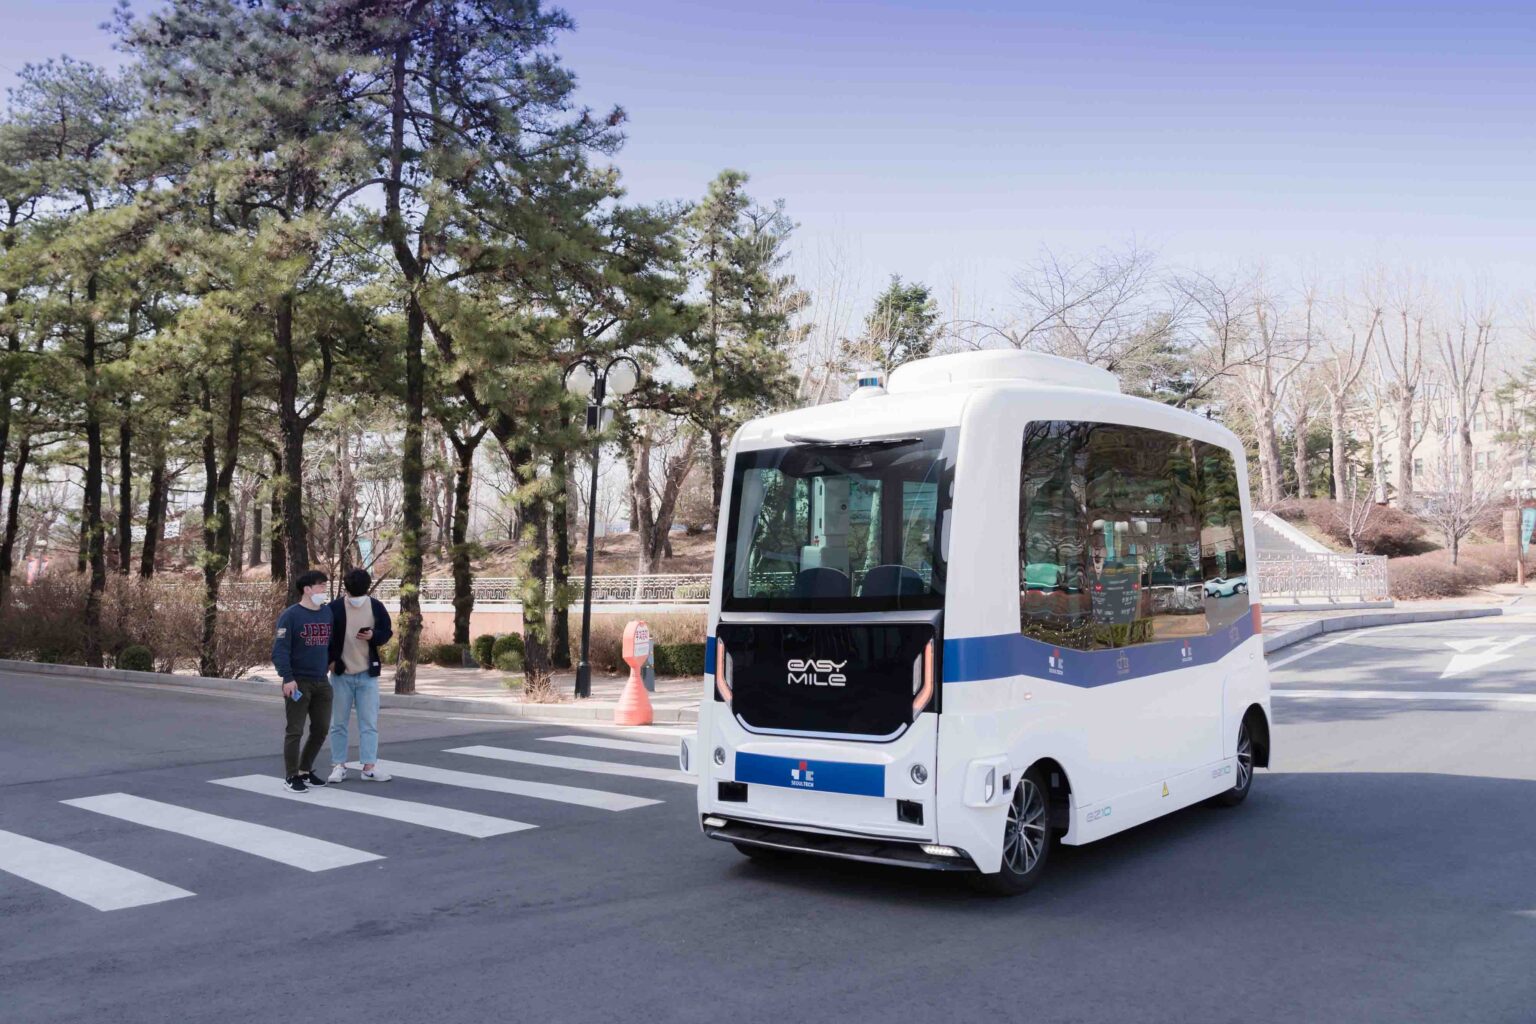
[1025,756,1074,832]
[1243,703,1271,768]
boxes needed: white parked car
[1204,576,1248,598]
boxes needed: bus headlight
[910,764,928,785]
[911,640,935,717]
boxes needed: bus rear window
[722,429,955,612]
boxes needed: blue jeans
[329,672,380,766]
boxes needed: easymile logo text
[787,659,847,687]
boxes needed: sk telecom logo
[1180,640,1193,664]
[1116,653,1131,675]
[790,760,815,788]
[1047,649,1065,677]
[1228,624,1240,643]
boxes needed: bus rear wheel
[1213,718,1255,807]
[975,765,1052,896]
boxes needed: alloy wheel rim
[1003,779,1047,875]
[1236,724,1253,791]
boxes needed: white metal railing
[1256,553,1390,603]
[363,574,714,605]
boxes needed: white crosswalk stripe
[210,776,536,838]
[62,793,382,871]
[374,761,660,811]
[447,745,692,785]
[0,828,194,911]
[542,735,679,756]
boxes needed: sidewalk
[3,591,1524,727]
[1261,589,1520,654]
[383,663,702,724]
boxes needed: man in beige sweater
[325,569,394,783]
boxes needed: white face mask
[308,592,327,607]
[347,596,366,608]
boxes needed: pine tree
[853,275,939,375]
[676,170,805,517]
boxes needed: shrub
[1277,498,1431,557]
[564,613,706,674]
[1387,545,1517,600]
[493,650,524,672]
[379,638,399,666]
[654,642,707,677]
[430,643,467,668]
[472,634,497,667]
[0,574,90,664]
[491,633,524,661]
[117,645,155,672]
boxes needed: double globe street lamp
[564,354,641,698]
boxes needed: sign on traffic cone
[615,620,654,726]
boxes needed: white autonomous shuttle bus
[683,349,1270,894]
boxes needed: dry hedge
[1387,544,1519,600]
[0,576,287,678]
[564,611,707,675]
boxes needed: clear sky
[3,0,1534,316]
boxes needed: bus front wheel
[1213,718,1255,807]
[975,765,1052,896]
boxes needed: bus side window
[1021,421,1211,650]
[1194,443,1251,632]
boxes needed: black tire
[1213,717,1255,807]
[973,765,1052,896]
[1234,582,1248,594]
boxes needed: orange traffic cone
[614,620,654,726]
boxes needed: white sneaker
[361,767,391,782]
[327,763,347,784]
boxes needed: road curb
[0,658,701,726]
[1262,606,1504,656]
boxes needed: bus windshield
[721,428,955,612]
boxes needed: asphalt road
[2,614,1534,1024]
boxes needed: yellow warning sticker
[1161,782,1169,797]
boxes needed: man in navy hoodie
[325,568,394,783]
[272,570,335,792]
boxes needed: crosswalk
[1,731,691,912]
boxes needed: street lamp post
[1503,478,1534,587]
[564,354,640,699]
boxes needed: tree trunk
[116,419,133,575]
[277,293,311,591]
[1396,393,1415,507]
[1459,422,1474,491]
[394,294,426,695]
[248,497,264,569]
[520,477,552,677]
[1330,398,1348,504]
[550,441,571,669]
[268,450,286,582]
[82,275,106,667]
[449,432,479,647]
[709,425,725,519]
[231,478,248,575]
[198,343,245,679]
[0,436,29,608]
[1293,430,1308,500]
[139,452,165,579]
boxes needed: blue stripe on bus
[943,610,1257,686]
[704,636,717,676]
[735,752,885,797]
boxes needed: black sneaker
[283,774,309,793]
[303,771,327,787]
